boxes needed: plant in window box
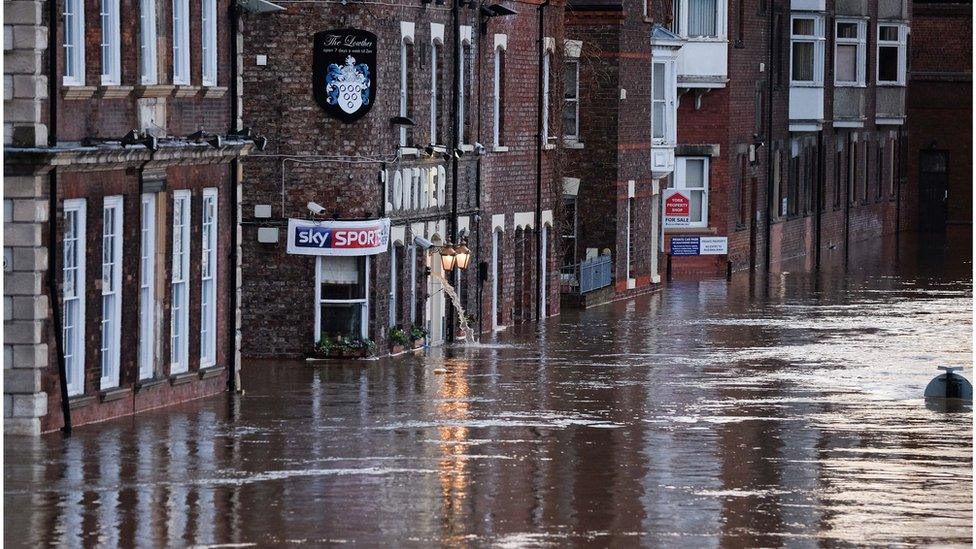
[338,336,376,358]
[313,335,336,358]
[390,326,410,353]
[409,324,428,349]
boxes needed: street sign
[669,236,728,256]
[663,189,691,228]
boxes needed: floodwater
[5,233,973,547]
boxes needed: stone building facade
[908,0,971,230]
[239,0,563,358]
[4,0,253,434]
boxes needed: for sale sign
[663,189,691,229]
[287,218,390,256]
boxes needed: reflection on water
[5,233,972,546]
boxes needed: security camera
[413,235,434,250]
[307,202,326,215]
[474,142,486,155]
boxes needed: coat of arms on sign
[313,29,378,123]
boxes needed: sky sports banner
[286,218,390,256]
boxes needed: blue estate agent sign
[313,29,377,123]
[670,236,700,256]
[670,236,729,256]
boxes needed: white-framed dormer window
[790,14,825,86]
[835,19,866,86]
[493,34,507,149]
[63,199,87,396]
[671,0,727,39]
[673,157,710,228]
[877,23,908,86]
[200,188,218,367]
[139,0,158,85]
[100,196,123,390]
[138,193,156,380]
[201,0,218,86]
[172,0,190,85]
[459,26,473,145]
[99,0,121,84]
[171,190,191,374]
[63,0,86,85]
[563,59,580,140]
[399,22,416,149]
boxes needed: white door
[491,230,499,330]
[428,253,445,345]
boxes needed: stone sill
[492,146,510,153]
[562,140,584,150]
[61,86,97,100]
[458,144,474,152]
[169,371,196,385]
[134,377,168,393]
[134,85,175,98]
[543,143,556,151]
[98,85,134,99]
[173,85,200,98]
[100,386,131,403]
[201,86,228,99]
[199,365,226,380]
[68,394,96,410]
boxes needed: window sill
[492,146,510,153]
[399,147,419,157]
[68,394,97,410]
[875,83,907,88]
[134,84,175,98]
[835,83,867,88]
[790,82,824,88]
[100,386,131,403]
[458,144,474,152]
[199,365,226,380]
[562,139,585,150]
[666,226,716,234]
[169,371,196,385]
[201,86,228,99]
[134,377,168,393]
[61,86,97,100]
[173,85,200,98]
[543,143,556,151]
[98,85,134,99]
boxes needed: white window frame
[834,18,866,87]
[201,0,218,86]
[172,0,190,85]
[493,37,507,149]
[139,0,158,85]
[200,188,218,367]
[63,0,86,85]
[100,196,124,390]
[99,0,121,85]
[138,193,156,380]
[651,59,678,145]
[458,28,473,145]
[399,23,415,149]
[63,199,87,396]
[430,24,444,146]
[314,256,370,341]
[564,59,580,140]
[877,23,909,86]
[674,156,710,228]
[671,0,728,40]
[542,51,551,143]
[170,190,191,374]
[388,245,397,327]
[790,14,825,86]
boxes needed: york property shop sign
[669,236,728,256]
[313,29,377,123]
[663,189,691,228]
[287,218,390,256]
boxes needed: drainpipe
[447,0,461,342]
[228,3,241,392]
[815,131,823,269]
[844,133,851,266]
[47,0,71,435]
[763,0,775,274]
[534,0,549,321]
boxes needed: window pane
[836,44,857,82]
[690,190,704,222]
[836,22,857,39]
[564,62,578,99]
[653,103,666,139]
[792,42,814,81]
[653,63,665,99]
[792,18,814,36]
[879,25,898,41]
[684,159,705,188]
[321,303,364,338]
[688,0,717,37]
[878,45,898,81]
[321,256,366,300]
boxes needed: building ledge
[201,86,228,99]
[61,86,97,100]
[562,139,584,149]
[199,365,226,380]
[5,139,254,174]
[134,84,175,98]
[173,85,201,98]
[134,377,168,393]
[834,119,865,128]
[875,117,905,126]
[68,394,97,410]
[789,122,824,132]
[98,85,134,99]
[100,386,131,403]
[169,371,196,386]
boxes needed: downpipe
[534,0,550,321]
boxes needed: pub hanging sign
[312,29,377,123]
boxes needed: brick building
[239,0,563,358]
[4,0,257,434]
[908,0,971,230]
[657,0,912,277]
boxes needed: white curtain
[688,0,716,37]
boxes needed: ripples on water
[5,234,972,547]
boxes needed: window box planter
[309,336,377,360]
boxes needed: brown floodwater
[5,233,973,547]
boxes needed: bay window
[139,0,158,84]
[64,0,86,85]
[200,189,218,367]
[835,19,866,86]
[63,199,87,396]
[172,0,190,85]
[673,157,710,228]
[100,196,123,390]
[139,194,156,380]
[652,62,668,141]
[201,0,217,86]
[877,24,908,85]
[100,0,121,85]
[171,190,190,374]
[316,256,369,340]
[790,15,825,85]
[563,60,579,140]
